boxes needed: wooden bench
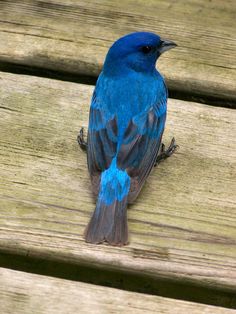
[1,1,236,312]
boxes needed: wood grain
[1,267,235,314]
[0,72,236,300]
[1,0,236,103]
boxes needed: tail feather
[85,196,128,245]
[85,158,130,246]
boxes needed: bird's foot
[77,127,88,152]
[155,137,178,166]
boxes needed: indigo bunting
[78,32,177,245]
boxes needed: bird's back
[87,69,167,202]
[93,70,167,149]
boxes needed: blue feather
[85,32,176,245]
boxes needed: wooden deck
[1,1,236,312]
[1,0,236,105]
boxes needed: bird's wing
[117,91,167,202]
[87,92,118,195]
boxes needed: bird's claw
[154,137,178,166]
[77,127,88,152]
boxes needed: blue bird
[78,32,177,245]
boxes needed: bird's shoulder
[92,71,167,114]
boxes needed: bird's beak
[159,39,177,54]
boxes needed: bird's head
[103,32,177,76]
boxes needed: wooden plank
[0,71,236,300]
[1,268,235,314]
[1,0,236,104]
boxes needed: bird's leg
[154,137,178,166]
[77,127,88,152]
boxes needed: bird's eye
[141,46,153,54]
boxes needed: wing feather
[117,98,167,203]
[87,94,118,195]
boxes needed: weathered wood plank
[1,0,236,103]
[0,72,236,302]
[1,267,235,314]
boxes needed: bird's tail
[85,159,130,246]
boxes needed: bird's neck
[103,57,157,77]
[103,60,130,77]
